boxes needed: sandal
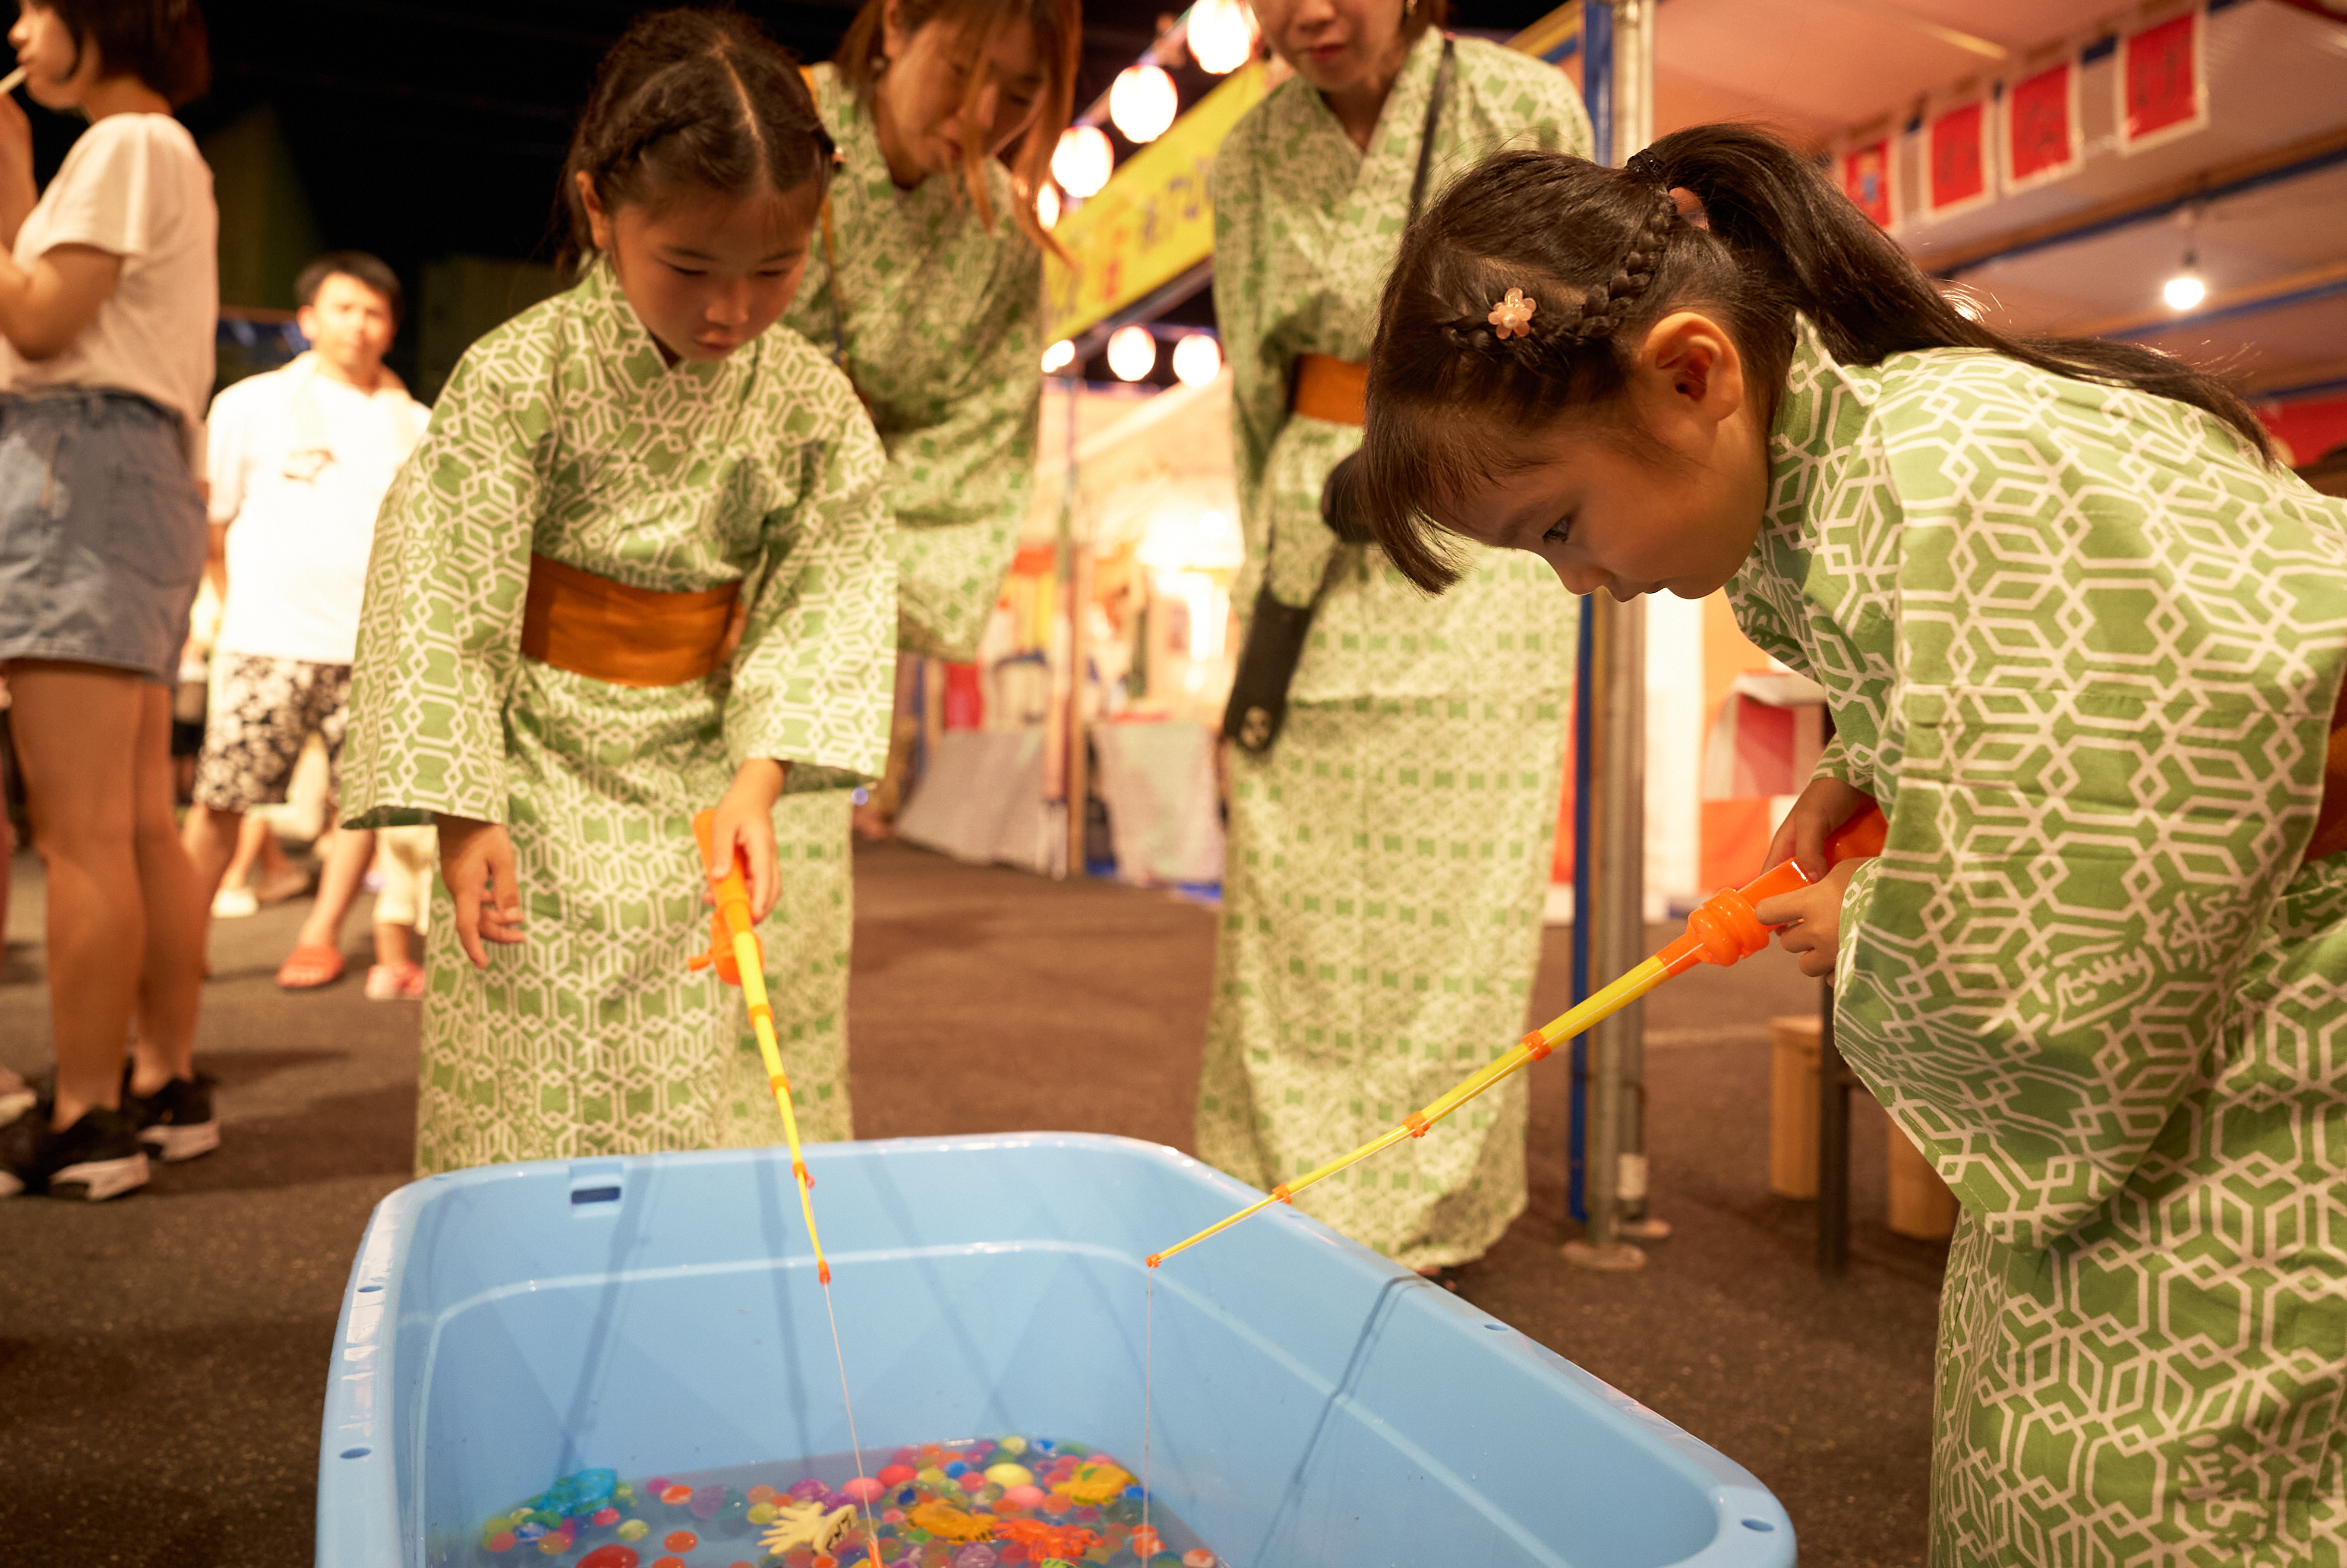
[364,960,427,1001]
[276,943,345,990]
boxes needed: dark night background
[20,0,1564,390]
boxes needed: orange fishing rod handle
[1661,800,1889,974]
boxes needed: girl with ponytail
[1361,125,2347,1559]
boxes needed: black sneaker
[0,1105,150,1200]
[122,1072,220,1162]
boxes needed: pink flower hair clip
[1488,288,1537,340]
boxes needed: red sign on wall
[1927,97,1992,216]
[2120,4,2207,154]
[2004,54,2081,191]
[1840,135,1895,228]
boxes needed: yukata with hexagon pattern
[341,261,895,1176]
[1197,29,1592,1272]
[1729,318,2347,1564]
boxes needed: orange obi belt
[2312,677,2347,863]
[1291,352,1368,426]
[519,553,740,689]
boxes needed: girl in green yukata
[1357,127,2347,1566]
[341,11,895,1175]
[1197,0,1589,1275]
[787,0,1078,832]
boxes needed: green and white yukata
[1198,33,1590,1270]
[1731,321,2347,1564]
[342,263,895,1176]
[786,61,1043,663]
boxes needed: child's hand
[1753,857,1862,977]
[709,759,788,922]
[437,815,525,968]
[1762,775,1876,880]
[1752,776,1876,977]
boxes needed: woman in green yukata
[341,12,896,1174]
[1197,0,1590,1273]
[789,0,1078,831]
[1355,128,2347,1565]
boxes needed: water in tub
[465,1434,1221,1568]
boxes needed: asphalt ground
[0,840,1944,1566]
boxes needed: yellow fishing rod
[689,809,832,1283]
[1147,807,1889,1269]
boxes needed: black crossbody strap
[1223,35,1456,756]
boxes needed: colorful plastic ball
[591,1508,622,1528]
[983,1464,1032,1490]
[576,1548,640,1568]
[664,1531,699,1553]
[952,1546,998,1568]
[841,1476,887,1503]
[747,1504,777,1526]
[790,1478,832,1502]
[485,1532,519,1554]
[653,1558,686,1568]
[660,1484,694,1506]
[1001,1485,1045,1510]
[537,1534,575,1557]
[617,1519,651,1542]
[1182,1553,1217,1568]
[515,1523,548,1542]
[876,1465,914,1488]
[943,1462,968,1478]
[955,1474,987,1494]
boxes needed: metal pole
[1564,0,1656,1273]
[1567,598,1593,1223]
[1055,372,1081,879]
[1564,0,1608,1231]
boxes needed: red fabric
[2260,395,2347,468]
[941,661,985,730]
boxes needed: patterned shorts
[192,653,352,813]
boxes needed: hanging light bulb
[1052,125,1113,199]
[1036,182,1061,230]
[1041,339,1075,374]
[1188,0,1256,75]
[1106,325,1157,382]
[1109,64,1179,145]
[1171,333,1222,386]
[2162,250,2205,311]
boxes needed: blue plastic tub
[318,1134,1794,1567]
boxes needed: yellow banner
[1042,59,1269,343]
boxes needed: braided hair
[1362,125,2277,594]
[560,9,834,268]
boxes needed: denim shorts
[0,389,206,684]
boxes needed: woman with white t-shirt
[0,0,217,1203]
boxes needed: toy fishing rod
[689,809,832,1284]
[1147,806,1889,1269]
[690,811,892,1568]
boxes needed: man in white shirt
[182,253,427,990]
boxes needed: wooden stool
[1766,1014,1958,1241]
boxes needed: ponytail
[1362,125,2276,593]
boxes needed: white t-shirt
[0,113,217,466]
[209,356,428,664]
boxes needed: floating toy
[758,1497,857,1555]
[1147,807,1890,1266]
